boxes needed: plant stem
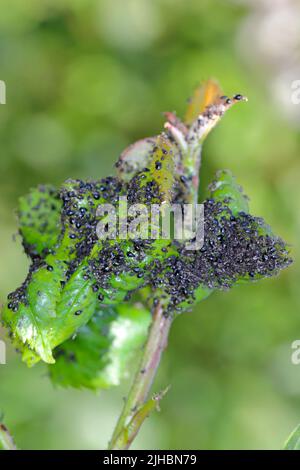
[108,301,173,450]
[0,423,17,450]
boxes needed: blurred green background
[0,0,300,450]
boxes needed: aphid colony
[1,83,291,389]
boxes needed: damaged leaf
[1,82,292,391]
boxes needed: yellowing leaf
[185,79,223,126]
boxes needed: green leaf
[18,185,62,258]
[208,169,249,216]
[49,304,151,390]
[127,134,177,205]
[2,88,292,373]
[116,137,156,182]
[283,424,300,450]
[2,144,179,365]
[2,179,121,365]
[154,170,291,313]
[2,259,98,365]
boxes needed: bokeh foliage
[0,0,299,450]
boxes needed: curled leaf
[151,170,291,313]
[2,138,178,364]
[116,137,156,182]
[18,185,61,258]
[1,84,292,378]
[49,304,151,390]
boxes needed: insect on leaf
[18,185,62,258]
